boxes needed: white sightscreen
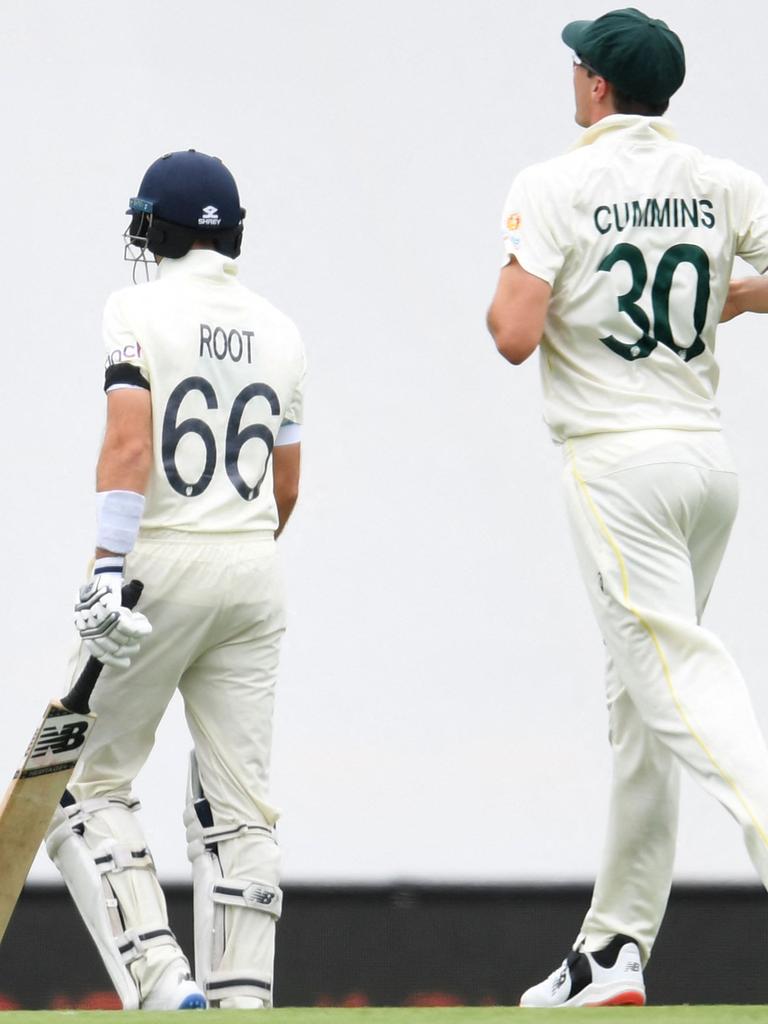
[1,0,767,884]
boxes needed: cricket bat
[0,579,143,944]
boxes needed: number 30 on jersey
[598,242,710,363]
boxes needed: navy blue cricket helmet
[127,150,246,259]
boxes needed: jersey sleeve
[103,291,150,392]
[501,167,566,285]
[275,344,306,447]
[735,170,768,274]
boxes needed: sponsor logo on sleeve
[105,342,143,368]
[505,212,522,250]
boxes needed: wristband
[96,490,145,554]
[93,555,125,576]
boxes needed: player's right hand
[74,576,152,669]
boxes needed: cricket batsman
[487,8,768,1008]
[45,150,306,1010]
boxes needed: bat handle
[60,579,144,715]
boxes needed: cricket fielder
[46,150,306,1010]
[487,8,768,1008]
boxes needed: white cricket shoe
[141,961,207,1011]
[219,996,268,1009]
[520,934,646,1008]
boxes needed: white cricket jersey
[103,249,306,534]
[501,115,768,442]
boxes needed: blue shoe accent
[177,992,207,1010]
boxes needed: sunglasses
[572,53,600,75]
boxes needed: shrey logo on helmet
[124,150,246,269]
[199,206,221,227]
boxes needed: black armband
[104,362,150,392]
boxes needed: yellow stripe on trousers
[570,456,768,852]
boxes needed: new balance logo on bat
[32,721,89,758]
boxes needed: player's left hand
[74,567,152,669]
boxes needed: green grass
[1,1009,768,1023]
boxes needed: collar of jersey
[156,248,239,280]
[570,114,677,152]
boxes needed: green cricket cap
[562,7,685,104]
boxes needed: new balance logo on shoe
[521,937,646,1008]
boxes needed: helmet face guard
[123,151,246,271]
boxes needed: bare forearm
[272,442,301,539]
[96,439,152,494]
[275,492,298,538]
[94,442,151,557]
[487,260,551,364]
[722,275,768,322]
[487,306,534,364]
[733,276,768,313]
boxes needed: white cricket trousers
[562,429,768,963]
[71,530,285,823]
[66,530,285,995]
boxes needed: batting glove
[74,558,152,669]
